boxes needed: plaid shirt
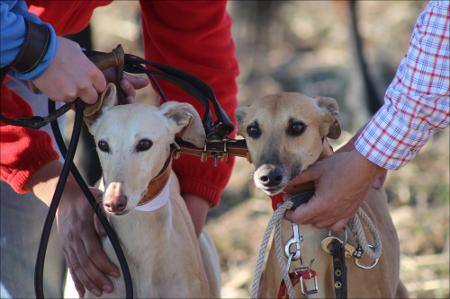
[355,0,450,170]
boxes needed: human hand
[31,37,106,104]
[285,149,385,231]
[25,161,118,297]
[183,193,210,237]
[56,183,119,297]
[102,67,149,103]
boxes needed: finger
[91,65,107,95]
[120,79,136,99]
[124,74,148,89]
[285,195,321,224]
[73,235,113,295]
[313,219,337,229]
[78,85,99,105]
[372,170,387,190]
[66,247,102,297]
[82,231,120,278]
[330,218,349,233]
[89,187,103,202]
[93,214,106,237]
[69,267,86,298]
[288,163,322,186]
[64,249,85,298]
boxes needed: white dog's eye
[286,120,306,137]
[97,140,110,153]
[136,139,153,152]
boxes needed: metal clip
[200,143,208,163]
[355,245,379,270]
[284,223,303,260]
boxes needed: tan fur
[236,92,408,298]
[84,84,220,298]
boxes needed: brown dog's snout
[103,194,128,213]
[256,165,283,187]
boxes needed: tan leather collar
[137,152,173,206]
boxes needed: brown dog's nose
[103,194,128,213]
[258,167,283,187]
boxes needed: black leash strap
[329,239,348,299]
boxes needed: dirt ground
[88,2,449,298]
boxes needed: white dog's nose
[103,194,128,213]
[103,182,128,213]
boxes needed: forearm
[1,1,57,80]
[355,1,450,170]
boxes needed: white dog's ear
[235,106,249,136]
[315,96,341,139]
[160,101,206,148]
[84,83,118,127]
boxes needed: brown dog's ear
[84,83,118,127]
[235,106,249,135]
[315,96,341,139]
[160,101,206,148]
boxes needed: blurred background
[78,1,448,298]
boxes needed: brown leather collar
[137,151,173,206]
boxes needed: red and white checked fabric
[355,0,450,170]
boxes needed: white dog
[83,83,220,298]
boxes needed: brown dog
[236,93,408,298]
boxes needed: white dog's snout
[103,182,128,214]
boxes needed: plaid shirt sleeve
[355,0,450,170]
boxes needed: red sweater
[0,0,239,206]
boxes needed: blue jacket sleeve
[0,0,57,80]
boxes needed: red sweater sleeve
[0,83,59,193]
[140,0,239,206]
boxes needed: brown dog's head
[235,92,341,195]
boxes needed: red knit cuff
[2,139,59,194]
[178,177,223,208]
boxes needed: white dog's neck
[135,176,172,212]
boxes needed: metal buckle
[296,263,319,296]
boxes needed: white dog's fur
[85,83,220,298]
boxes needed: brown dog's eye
[136,139,153,152]
[97,140,110,153]
[246,123,261,139]
[286,121,306,137]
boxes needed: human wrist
[10,22,58,81]
[352,149,385,178]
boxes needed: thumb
[288,163,323,186]
[285,194,321,225]
[94,214,106,237]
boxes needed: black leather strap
[10,19,51,74]
[330,239,348,299]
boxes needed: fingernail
[92,288,102,297]
[103,284,113,293]
[111,271,120,278]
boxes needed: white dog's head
[86,83,205,215]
